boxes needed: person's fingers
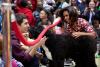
[44,36,48,41]
[37,36,47,47]
[41,36,47,42]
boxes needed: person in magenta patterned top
[59,6,97,67]
[64,18,95,34]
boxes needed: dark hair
[15,13,27,25]
[92,15,100,25]
[41,9,50,16]
[20,0,28,7]
[60,6,79,25]
[41,9,54,22]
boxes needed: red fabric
[16,0,37,12]
[20,7,35,27]
[11,18,61,46]
[15,0,37,27]
[30,0,37,11]
[17,7,36,27]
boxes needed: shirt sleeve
[11,31,32,63]
[80,18,95,33]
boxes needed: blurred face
[89,1,95,9]
[93,20,99,28]
[63,11,70,23]
[71,0,76,6]
[20,19,30,33]
[40,10,47,19]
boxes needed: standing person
[11,13,47,67]
[59,6,97,67]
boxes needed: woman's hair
[41,9,54,22]
[15,13,27,25]
[60,6,79,24]
[41,9,50,17]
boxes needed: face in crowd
[89,1,96,10]
[40,10,48,19]
[60,6,79,24]
[15,13,30,33]
[20,18,30,33]
[63,10,70,23]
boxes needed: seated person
[11,13,47,67]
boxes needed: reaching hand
[36,36,47,48]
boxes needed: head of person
[15,13,30,33]
[39,9,53,24]
[92,15,100,28]
[89,1,96,10]
[70,0,77,6]
[60,6,79,25]
[40,9,50,19]
[20,0,28,7]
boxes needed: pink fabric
[17,7,36,27]
[11,18,61,46]
[65,18,95,33]
[12,59,18,67]
[54,26,62,34]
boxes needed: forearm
[80,32,96,38]
[27,43,41,57]
[72,32,97,39]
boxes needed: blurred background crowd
[0,0,100,67]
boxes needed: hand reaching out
[36,36,47,48]
[28,36,47,57]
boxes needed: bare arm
[72,31,96,39]
[29,36,47,57]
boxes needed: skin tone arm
[28,36,47,57]
[20,35,46,58]
[20,32,47,57]
[72,31,96,39]
[20,33,30,51]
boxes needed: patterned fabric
[64,18,95,33]
[12,58,24,67]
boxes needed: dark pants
[24,56,39,67]
[48,36,97,67]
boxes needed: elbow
[91,32,97,39]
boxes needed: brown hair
[15,13,27,25]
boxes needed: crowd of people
[0,0,100,67]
